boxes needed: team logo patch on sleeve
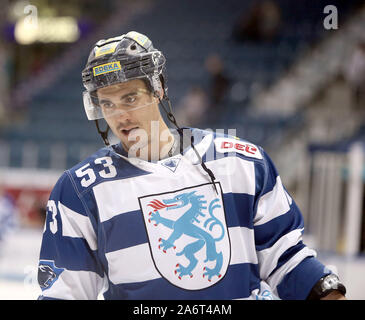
[138,182,230,290]
[38,260,64,290]
[214,137,262,159]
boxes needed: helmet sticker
[93,61,121,76]
[95,35,124,47]
[126,31,150,47]
[95,42,119,57]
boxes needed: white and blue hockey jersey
[37,128,330,300]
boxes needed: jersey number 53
[75,156,117,188]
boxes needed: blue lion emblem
[147,190,225,282]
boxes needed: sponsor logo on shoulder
[214,137,262,159]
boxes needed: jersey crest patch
[160,158,181,172]
[138,182,230,290]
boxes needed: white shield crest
[138,182,231,290]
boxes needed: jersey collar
[110,129,213,173]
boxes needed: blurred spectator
[0,186,16,243]
[343,41,365,110]
[232,0,282,43]
[204,54,231,106]
[16,190,47,228]
[29,45,48,76]
[0,43,10,123]
[34,196,47,227]
[175,86,209,127]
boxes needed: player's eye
[100,101,114,109]
[121,93,138,106]
[125,96,137,104]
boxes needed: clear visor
[83,88,158,120]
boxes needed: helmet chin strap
[158,96,218,195]
[94,119,110,146]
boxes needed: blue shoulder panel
[67,145,151,194]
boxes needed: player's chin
[122,135,144,149]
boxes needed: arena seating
[0,0,361,169]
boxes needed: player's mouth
[121,127,139,136]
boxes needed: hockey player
[37,31,346,300]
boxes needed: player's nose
[115,109,133,123]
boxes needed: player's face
[97,79,163,152]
